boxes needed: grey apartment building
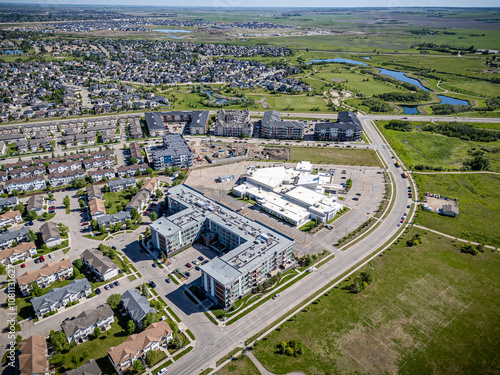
[151,134,194,170]
[150,185,295,308]
[213,109,252,138]
[314,111,363,141]
[260,110,305,139]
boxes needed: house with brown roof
[19,335,49,375]
[0,241,36,265]
[107,321,173,374]
[89,198,106,218]
[0,210,22,228]
[17,258,73,296]
[141,178,159,196]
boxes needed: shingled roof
[61,304,113,337]
[19,335,48,375]
[17,258,73,287]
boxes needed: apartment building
[17,258,74,296]
[0,241,37,265]
[19,335,49,375]
[4,176,46,193]
[260,110,305,139]
[213,109,252,138]
[62,304,115,345]
[151,134,193,170]
[150,185,295,308]
[314,111,363,141]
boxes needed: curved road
[166,115,413,375]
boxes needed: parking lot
[164,243,219,277]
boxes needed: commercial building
[260,110,305,139]
[151,134,193,170]
[107,321,173,374]
[62,304,115,345]
[314,111,363,141]
[150,185,295,308]
[31,278,91,317]
[213,109,252,138]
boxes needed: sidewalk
[413,224,499,250]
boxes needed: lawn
[252,228,500,375]
[262,94,330,112]
[218,354,259,375]
[375,121,500,172]
[103,190,134,215]
[289,147,381,167]
[413,173,500,247]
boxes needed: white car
[157,368,168,375]
[48,254,54,259]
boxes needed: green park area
[375,121,500,172]
[252,228,500,375]
[218,355,259,375]
[413,173,500,247]
[103,190,134,214]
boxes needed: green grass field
[103,190,134,214]
[375,121,500,172]
[218,355,259,375]
[253,228,500,375]
[413,173,500,247]
[289,147,381,167]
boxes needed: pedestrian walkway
[246,351,305,375]
[413,224,499,250]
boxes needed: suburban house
[0,141,5,156]
[108,177,136,192]
[87,185,103,201]
[0,226,29,249]
[0,210,22,228]
[141,178,159,196]
[125,189,149,213]
[31,278,91,318]
[17,258,73,296]
[81,248,120,281]
[116,164,148,178]
[0,241,37,265]
[62,359,102,375]
[4,176,46,193]
[89,198,106,218]
[19,335,49,375]
[129,142,143,163]
[0,196,18,210]
[40,222,62,248]
[107,321,173,374]
[87,169,115,182]
[27,195,45,213]
[61,304,115,345]
[97,211,131,228]
[48,170,86,187]
[121,288,156,329]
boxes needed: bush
[460,243,479,255]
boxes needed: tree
[130,157,138,164]
[93,327,102,338]
[50,330,69,353]
[103,185,110,193]
[58,223,69,237]
[14,203,25,214]
[125,219,132,228]
[133,360,144,373]
[107,294,122,310]
[349,277,364,294]
[145,350,156,367]
[170,335,183,349]
[74,259,83,269]
[12,189,19,196]
[63,196,70,209]
[27,230,37,242]
[72,354,80,366]
[28,210,38,221]
[167,319,178,336]
[79,199,86,209]
[99,225,107,234]
[155,189,162,199]
[146,167,154,175]
[131,208,139,220]
[115,222,123,232]
[127,320,136,334]
[144,227,151,237]
[82,350,89,359]
[31,283,44,297]
[73,266,80,277]
[141,284,150,298]
[164,167,173,176]
[149,212,158,221]
[90,219,98,230]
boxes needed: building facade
[314,111,363,141]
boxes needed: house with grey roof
[40,222,62,248]
[87,184,103,201]
[81,248,120,281]
[27,195,45,214]
[62,304,114,344]
[121,288,156,329]
[62,359,102,375]
[0,196,18,210]
[441,204,459,217]
[31,278,91,318]
[108,177,136,193]
[97,211,131,229]
[0,226,29,249]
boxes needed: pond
[154,29,192,33]
[437,95,468,105]
[378,68,430,91]
[360,56,371,59]
[2,49,22,55]
[402,106,419,115]
[309,58,368,66]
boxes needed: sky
[1,1,499,7]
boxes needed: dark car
[111,246,116,250]
[165,278,171,283]
[109,283,115,289]
[195,266,200,271]
[95,288,101,295]
[407,205,411,208]
[152,263,157,268]
[114,281,119,286]
[149,281,156,288]
[198,256,204,261]
[185,272,191,277]
[104,285,110,290]
[203,260,209,264]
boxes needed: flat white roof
[247,166,288,190]
[284,186,326,207]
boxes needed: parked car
[114,281,119,286]
[104,285,110,290]
[165,278,171,283]
[149,281,156,288]
[203,260,209,264]
[185,272,191,277]
[34,258,40,264]
[186,263,192,268]
[39,256,45,262]
[158,368,168,375]
[21,263,26,268]
[48,254,54,259]
[195,266,200,271]
[198,256,204,261]
[152,263,157,268]
[192,260,199,265]
[109,283,114,289]
[95,288,101,294]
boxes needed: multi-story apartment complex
[144,111,209,136]
[150,185,295,308]
[314,111,363,141]
[17,258,74,296]
[151,134,194,170]
[260,110,305,139]
[213,109,253,138]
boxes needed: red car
[40,256,45,262]
[400,219,404,223]
[21,263,26,268]
[81,222,89,226]
[186,263,192,268]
